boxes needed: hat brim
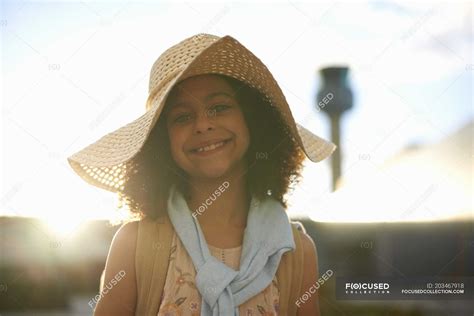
[67,34,336,193]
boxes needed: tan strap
[288,221,306,315]
[135,214,173,316]
[276,221,305,316]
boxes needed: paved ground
[2,295,473,315]
[2,295,93,316]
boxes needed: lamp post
[317,66,353,191]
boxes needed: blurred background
[1,0,472,315]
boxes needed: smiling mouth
[190,138,232,154]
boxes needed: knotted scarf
[166,185,295,315]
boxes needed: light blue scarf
[166,184,295,315]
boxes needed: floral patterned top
[157,230,280,316]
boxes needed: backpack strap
[276,221,305,315]
[135,214,173,316]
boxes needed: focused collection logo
[337,277,472,300]
[345,282,390,294]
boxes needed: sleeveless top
[157,230,280,315]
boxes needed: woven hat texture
[67,34,337,193]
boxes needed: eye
[215,104,230,111]
[209,104,231,115]
[173,113,192,123]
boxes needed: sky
[1,0,472,231]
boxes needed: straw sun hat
[67,33,337,194]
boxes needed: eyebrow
[169,91,236,111]
[204,91,236,101]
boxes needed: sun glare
[41,215,86,239]
[304,159,473,223]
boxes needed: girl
[67,34,336,316]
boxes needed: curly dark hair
[116,74,306,222]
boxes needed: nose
[193,108,216,134]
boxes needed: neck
[186,165,250,229]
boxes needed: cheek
[168,128,187,161]
[234,115,251,151]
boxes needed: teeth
[196,141,226,153]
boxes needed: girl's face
[165,75,250,180]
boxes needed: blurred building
[308,120,473,222]
[0,217,118,312]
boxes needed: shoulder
[299,230,316,255]
[298,229,318,276]
[106,221,139,263]
[93,221,139,316]
[296,228,321,315]
[105,220,139,280]
[291,221,316,256]
[290,221,315,257]
[113,220,139,247]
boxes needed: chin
[189,160,243,180]
[193,166,232,180]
